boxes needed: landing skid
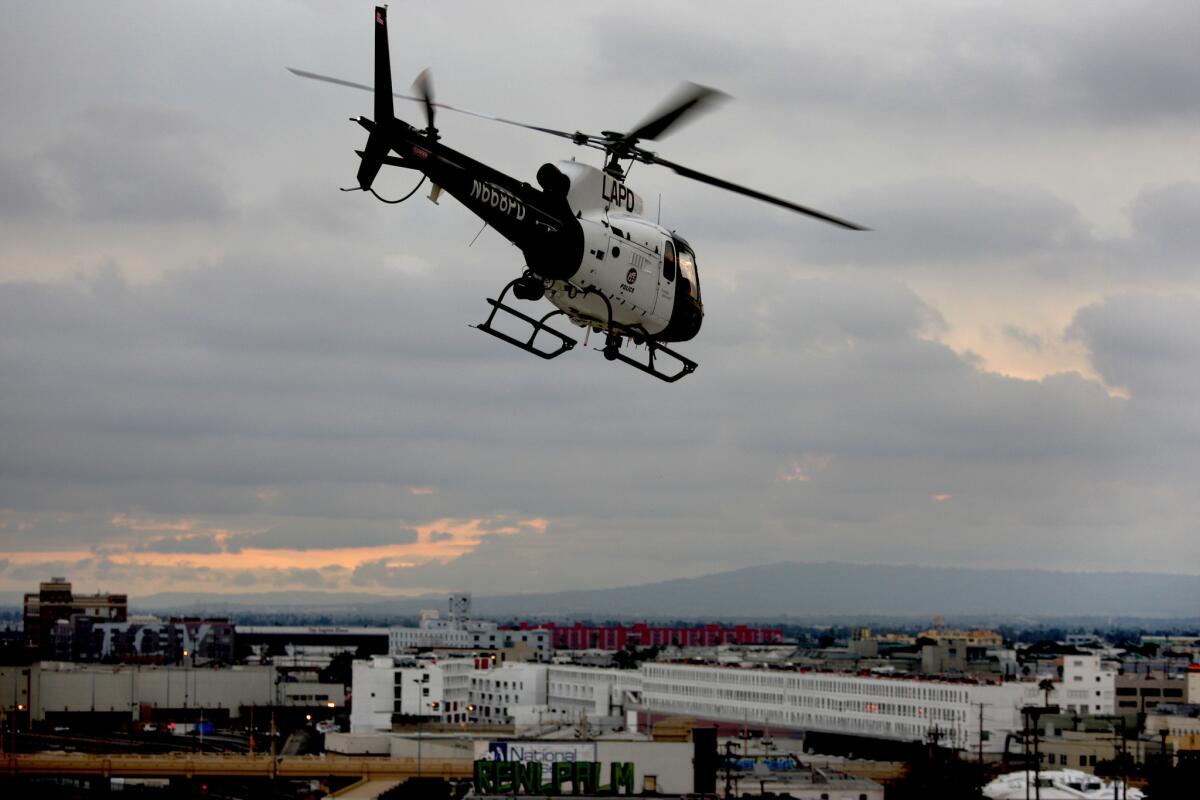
[471,278,576,359]
[604,336,698,383]
[472,278,698,382]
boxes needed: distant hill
[470,562,1200,619]
[101,562,1200,620]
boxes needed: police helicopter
[291,6,865,382]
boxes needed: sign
[474,759,635,796]
[481,741,597,766]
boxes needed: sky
[1,1,1198,601]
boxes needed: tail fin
[358,6,394,190]
[373,6,394,123]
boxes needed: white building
[387,595,552,660]
[546,664,643,726]
[350,654,475,733]
[1019,653,1115,715]
[471,662,548,725]
[640,662,1027,753]
[350,656,1071,753]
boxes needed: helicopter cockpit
[661,237,703,342]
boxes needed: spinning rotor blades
[287,67,594,144]
[620,82,727,145]
[647,153,868,231]
[413,68,436,131]
[288,67,867,230]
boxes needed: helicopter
[291,6,866,382]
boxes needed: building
[1030,714,1164,775]
[546,664,643,726]
[73,617,235,665]
[23,577,127,655]
[518,622,785,651]
[237,625,389,664]
[350,654,476,733]
[472,662,548,726]
[1018,653,1115,715]
[1115,671,1188,713]
[917,628,1004,648]
[1144,704,1200,739]
[388,596,552,661]
[640,661,1026,753]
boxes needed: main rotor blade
[623,82,728,144]
[288,67,598,144]
[649,153,869,230]
[413,67,435,130]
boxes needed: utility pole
[976,702,990,764]
[722,739,740,799]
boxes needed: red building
[509,621,784,650]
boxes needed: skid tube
[585,291,698,383]
[471,277,577,359]
[610,337,698,383]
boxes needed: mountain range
[6,562,1192,621]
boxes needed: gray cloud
[2,107,232,223]
[237,523,420,551]
[1069,292,1200,402]
[131,535,224,555]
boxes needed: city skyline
[2,1,1199,597]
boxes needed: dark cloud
[237,523,420,551]
[1125,182,1200,267]
[593,2,1200,126]
[131,535,223,555]
[1069,292,1200,402]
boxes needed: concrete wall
[21,662,275,720]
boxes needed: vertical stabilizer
[357,6,394,190]
[374,6,394,122]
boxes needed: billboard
[477,740,599,765]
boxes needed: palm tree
[1038,678,1055,707]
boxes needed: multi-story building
[388,596,552,661]
[470,662,547,725]
[23,577,127,655]
[1018,653,1115,715]
[640,661,1026,753]
[348,649,1124,754]
[350,654,475,732]
[73,617,235,664]
[546,664,643,725]
[516,622,784,651]
[1115,672,1188,713]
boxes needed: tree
[1038,678,1055,707]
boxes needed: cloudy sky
[2,1,1198,601]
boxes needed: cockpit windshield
[677,245,700,302]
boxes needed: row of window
[644,666,970,703]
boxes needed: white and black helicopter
[292,6,865,382]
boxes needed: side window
[663,241,676,281]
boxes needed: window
[663,242,676,281]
